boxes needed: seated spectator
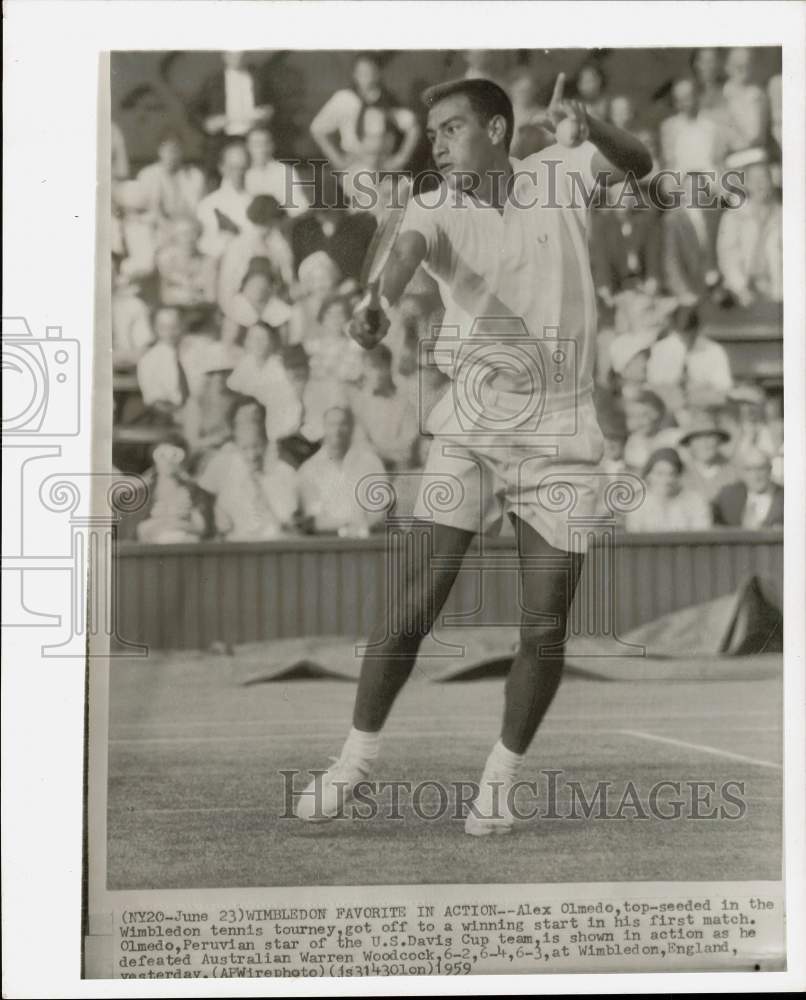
[647,305,732,399]
[288,250,342,347]
[723,47,769,155]
[713,447,783,529]
[137,132,206,242]
[136,306,189,421]
[227,322,302,442]
[191,50,273,141]
[716,160,783,306]
[297,406,386,537]
[196,140,252,258]
[660,77,726,174]
[661,181,722,305]
[591,182,662,306]
[598,408,629,475]
[217,194,294,308]
[155,216,217,308]
[245,125,309,216]
[678,416,738,502]
[723,383,779,460]
[180,362,238,472]
[114,178,157,279]
[225,264,293,332]
[623,390,681,472]
[136,437,211,544]
[608,328,658,400]
[307,294,364,384]
[112,271,153,369]
[198,400,298,540]
[625,448,712,532]
[574,61,610,121]
[352,344,421,472]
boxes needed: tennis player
[295,74,652,834]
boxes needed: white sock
[487,739,524,777]
[343,726,381,761]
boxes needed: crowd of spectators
[112,47,784,544]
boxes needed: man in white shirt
[196,141,252,258]
[717,161,783,306]
[660,78,726,174]
[136,306,189,414]
[310,51,420,175]
[351,343,420,472]
[647,306,733,398]
[245,126,309,217]
[195,51,273,139]
[296,405,386,536]
[293,75,653,835]
[137,132,206,235]
[713,447,783,529]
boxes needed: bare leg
[501,515,584,754]
[352,521,475,731]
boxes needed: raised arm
[539,73,653,184]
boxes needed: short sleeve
[557,140,599,189]
[310,90,355,136]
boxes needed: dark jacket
[712,481,783,528]
[590,207,662,294]
[661,206,721,301]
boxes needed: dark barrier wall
[115,531,783,651]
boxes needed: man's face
[673,80,698,116]
[221,146,248,187]
[427,94,501,185]
[726,48,751,84]
[577,67,603,102]
[689,432,720,464]
[158,139,183,172]
[353,58,381,94]
[610,96,634,131]
[247,130,274,166]
[323,408,353,455]
[632,401,662,435]
[741,456,771,494]
[693,48,720,85]
[647,459,680,498]
[155,309,182,344]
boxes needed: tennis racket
[355,176,413,332]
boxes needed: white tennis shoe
[294,753,372,822]
[464,762,517,836]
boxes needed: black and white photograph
[3,2,805,995]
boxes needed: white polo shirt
[400,143,599,416]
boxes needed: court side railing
[113,529,783,652]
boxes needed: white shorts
[412,385,606,553]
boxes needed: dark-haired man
[295,74,651,835]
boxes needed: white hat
[609,328,657,375]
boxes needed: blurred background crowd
[111,47,784,544]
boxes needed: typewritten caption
[111,887,783,978]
